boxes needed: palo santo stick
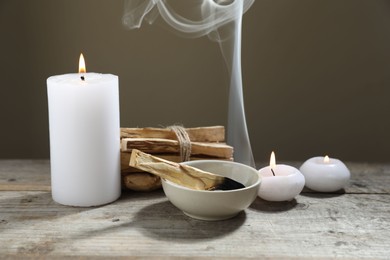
[121,126,225,142]
[122,138,233,159]
[121,152,233,173]
[122,172,161,191]
[129,149,244,191]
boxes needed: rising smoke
[122,0,255,167]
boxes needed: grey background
[1,0,389,162]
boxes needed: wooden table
[0,160,389,259]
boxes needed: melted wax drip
[123,0,255,167]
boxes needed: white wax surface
[258,164,305,201]
[299,157,350,192]
[47,73,121,206]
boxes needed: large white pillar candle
[47,54,121,207]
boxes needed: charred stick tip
[213,177,245,191]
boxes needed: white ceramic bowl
[161,160,261,221]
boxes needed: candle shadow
[2,189,246,252]
[0,191,97,235]
[300,188,346,198]
[249,197,298,213]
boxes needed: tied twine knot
[168,125,192,162]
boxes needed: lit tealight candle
[258,152,305,201]
[47,53,121,207]
[299,156,350,192]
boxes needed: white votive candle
[299,156,350,192]
[258,152,305,201]
[47,54,121,206]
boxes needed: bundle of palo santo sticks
[120,126,233,191]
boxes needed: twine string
[168,125,192,162]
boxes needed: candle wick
[271,168,276,176]
[81,75,85,81]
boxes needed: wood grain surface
[0,160,389,259]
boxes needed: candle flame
[270,151,276,170]
[324,155,330,163]
[79,53,86,73]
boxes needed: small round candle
[299,156,350,192]
[258,152,305,201]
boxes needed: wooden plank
[346,162,390,194]
[1,160,389,194]
[256,161,390,194]
[0,190,389,259]
[0,160,50,191]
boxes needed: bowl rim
[162,160,261,193]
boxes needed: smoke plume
[123,0,255,167]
